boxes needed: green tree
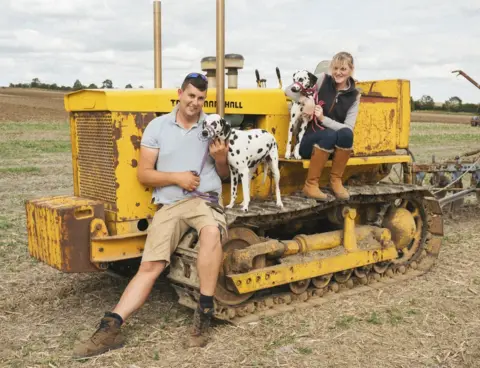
[73,79,84,90]
[102,79,113,89]
[31,78,40,88]
[417,95,435,110]
[87,83,98,89]
[125,83,133,88]
[443,96,462,112]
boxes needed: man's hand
[175,171,200,192]
[209,138,228,163]
[314,105,324,122]
[302,98,315,119]
[209,138,229,179]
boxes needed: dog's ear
[307,72,318,87]
[220,118,232,139]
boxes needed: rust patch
[134,112,156,132]
[131,159,138,168]
[429,215,444,236]
[272,127,276,135]
[360,96,397,103]
[131,135,141,150]
[389,109,395,127]
[113,124,122,140]
[136,202,140,207]
[60,200,105,272]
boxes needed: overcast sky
[1,0,479,102]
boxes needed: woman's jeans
[299,127,353,159]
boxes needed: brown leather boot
[73,314,124,358]
[302,145,331,200]
[188,306,213,348]
[330,147,352,200]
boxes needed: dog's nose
[202,130,209,137]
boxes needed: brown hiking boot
[187,306,213,348]
[302,145,331,200]
[73,315,124,358]
[330,147,352,200]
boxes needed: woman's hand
[314,105,324,122]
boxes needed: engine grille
[74,112,116,204]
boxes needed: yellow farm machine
[25,1,445,323]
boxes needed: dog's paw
[285,151,293,160]
[293,152,302,160]
[276,200,284,209]
[241,206,249,213]
[225,203,234,209]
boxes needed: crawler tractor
[25,1,443,323]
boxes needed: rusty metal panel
[353,96,398,155]
[25,196,105,272]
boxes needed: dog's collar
[294,82,318,96]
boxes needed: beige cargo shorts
[141,197,227,266]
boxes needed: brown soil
[0,88,68,122]
[412,111,473,124]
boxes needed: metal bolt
[98,247,104,252]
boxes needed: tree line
[7,78,480,114]
[411,95,479,114]
[8,78,142,91]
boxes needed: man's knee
[336,128,353,148]
[138,260,166,277]
[199,225,221,248]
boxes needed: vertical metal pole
[216,0,225,116]
[153,0,162,88]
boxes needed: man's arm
[137,146,200,191]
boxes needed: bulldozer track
[169,183,443,324]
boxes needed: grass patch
[0,166,41,174]
[409,133,479,145]
[386,308,404,325]
[297,346,313,355]
[0,121,69,132]
[0,216,12,230]
[335,315,358,329]
[0,140,71,157]
[367,311,382,325]
[268,335,295,349]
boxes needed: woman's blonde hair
[329,52,354,72]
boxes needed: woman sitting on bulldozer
[285,51,360,201]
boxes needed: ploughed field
[1,88,479,367]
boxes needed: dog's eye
[299,78,304,82]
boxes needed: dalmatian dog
[285,70,319,160]
[201,114,283,212]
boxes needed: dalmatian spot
[236,149,240,155]
[257,148,263,154]
[248,135,252,140]
[229,139,234,145]
[228,147,232,152]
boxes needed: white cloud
[0,0,479,102]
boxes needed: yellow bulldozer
[25,1,443,323]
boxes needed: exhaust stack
[153,0,162,88]
[216,0,225,116]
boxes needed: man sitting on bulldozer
[73,73,230,357]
